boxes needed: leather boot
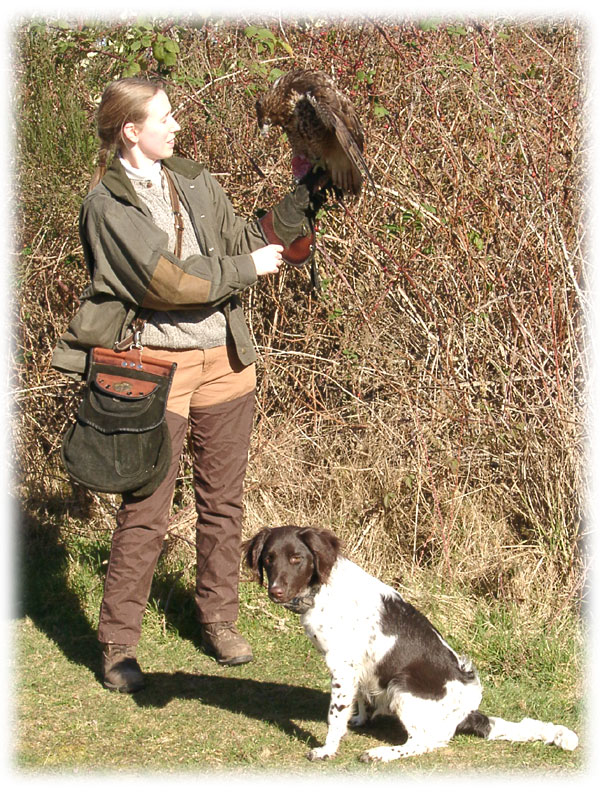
[200,622,253,666]
[102,643,145,693]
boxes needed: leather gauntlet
[259,184,316,266]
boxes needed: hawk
[255,69,374,197]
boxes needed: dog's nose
[269,584,285,602]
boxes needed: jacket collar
[101,155,205,208]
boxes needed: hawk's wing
[306,88,375,192]
[256,69,375,195]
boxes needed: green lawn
[11,524,585,778]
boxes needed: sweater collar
[119,156,163,187]
[101,155,205,207]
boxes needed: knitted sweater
[121,158,228,350]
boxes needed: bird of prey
[255,69,374,197]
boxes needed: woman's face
[123,89,181,167]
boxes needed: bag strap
[162,166,184,259]
[113,308,153,352]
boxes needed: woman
[52,77,317,692]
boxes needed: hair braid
[88,144,112,192]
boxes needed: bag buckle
[132,327,143,350]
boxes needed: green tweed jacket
[52,155,272,379]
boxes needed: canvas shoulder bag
[61,166,185,498]
[61,345,176,498]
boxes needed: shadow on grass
[133,672,330,746]
[15,494,409,751]
[15,497,351,749]
[130,673,408,749]
[16,497,103,674]
[15,493,201,681]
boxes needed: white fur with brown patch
[244,526,579,763]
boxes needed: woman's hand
[251,244,284,276]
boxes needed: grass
[11,516,585,778]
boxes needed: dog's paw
[349,714,368,728]
[360,746,401,763]
[359,749,378,763]
[307,746,336,761]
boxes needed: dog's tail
[455,710,578,751]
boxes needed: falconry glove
[271,184,312,246]
[260,184,316,267]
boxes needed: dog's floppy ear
[298,527,341,585]
[242,528,272,585]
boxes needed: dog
[243,525,579,762]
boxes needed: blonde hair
[89,77,164,191]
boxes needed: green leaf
[356,68,375,85]
[373,102,389,118]
[278,38,294,56]
[419,18,441,31]
[123,60,141,77]
[469,230,484,251]
[152,41,165,61]
[447,25,468,36]
[454,55,474,73]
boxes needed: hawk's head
[255,84,295,135]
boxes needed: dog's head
[243,526,341,610]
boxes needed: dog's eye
[289,555,301,564]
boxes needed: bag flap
[94,372,159,399]
[92,346,176,379]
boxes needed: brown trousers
[97,346,256,646]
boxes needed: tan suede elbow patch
[142,255,212,310]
